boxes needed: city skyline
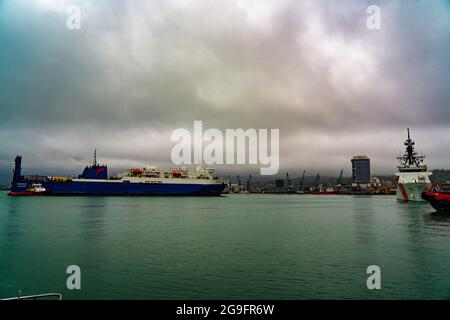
[1,0,449,184]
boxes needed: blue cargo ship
[8,154,228,196]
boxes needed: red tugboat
[421,191,450,214]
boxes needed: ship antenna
[407,128,411,141]
[93,149,97,166]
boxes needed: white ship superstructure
[395,129,432,202]
[116,165,227,185]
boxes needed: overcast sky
[0,0,449,183]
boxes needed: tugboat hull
[421,191,450,214]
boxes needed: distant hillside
[432,169,450,184]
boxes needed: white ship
[395,129,432,202]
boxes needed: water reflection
[397,201,426,237]
[3,197,24,248]
[395,201,448,297]
[422,211,450,240]
[78,197,107,241]
[351,196,375,245]
[398,201,450,233]
[423,211,450,225]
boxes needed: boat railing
[1,292,63,300]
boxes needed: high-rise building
[351,155,371,185]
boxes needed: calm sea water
[1,191,450,300]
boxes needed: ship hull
[396,182,431,202]
[8,191,49,196]
[11,180,227,196]
[310,191,340,195]
[422,191,450,214]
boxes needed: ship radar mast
[398,128,424,167]
[93,149,97,166]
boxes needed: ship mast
[93,149,97,166]
[398,128,424,167]
[405,128,415,165]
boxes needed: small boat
[421,191,450,214]
[310,191,340,195]
[8,183,48,196]
[311,187,340,195]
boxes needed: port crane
[285,172,295,193]
[298,170,306,193]
[334,169,344,192]
[314,174,321,191]
[246,174,252,191]
[336,169,344,186]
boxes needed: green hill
[432,169,450,184]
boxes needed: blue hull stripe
[18,181,227,196]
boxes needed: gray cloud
[0,0,449,183]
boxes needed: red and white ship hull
[396,181,431,202]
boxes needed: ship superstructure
[9,152,228,196]
[395,129,432,202]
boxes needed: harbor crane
[298,170,306,192]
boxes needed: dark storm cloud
[0,0,449,183]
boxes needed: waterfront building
[351,155,371,185]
